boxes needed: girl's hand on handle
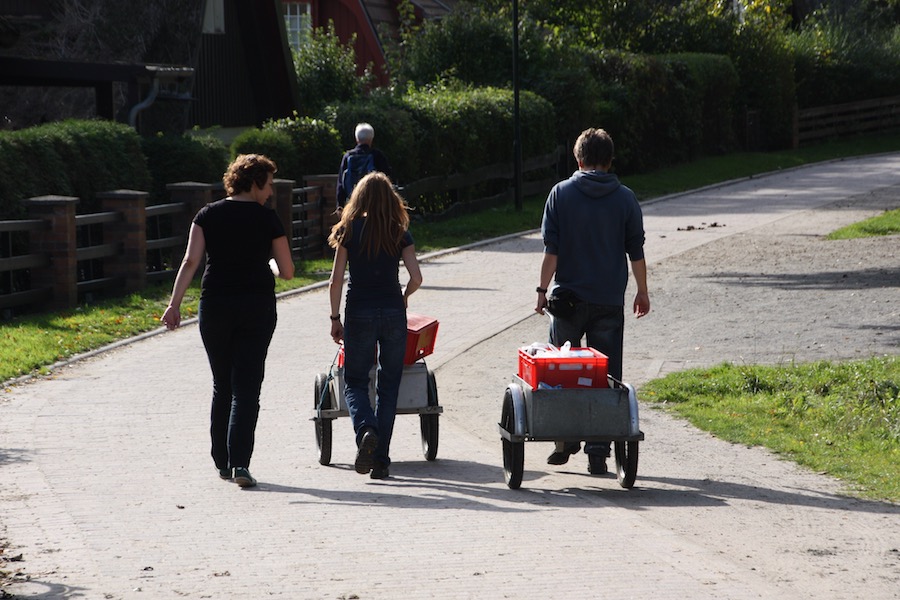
[330,319,344,344]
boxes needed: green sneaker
[218,467,233,480]
[233,467,257,488]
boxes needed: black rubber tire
[614,440,639,488]
[501,387,524,489]
[420,369,440,461]
[314,372,333,466]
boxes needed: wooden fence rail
[0,179,328,317]
[399,146,563,219]
[793,95,900,148]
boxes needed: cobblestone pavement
[1,154,899,599]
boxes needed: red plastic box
[337,313,439,367]
[518,347,609,389]
[404,313,439,365]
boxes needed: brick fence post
[166,182,212,275]
[22,195,79,309]
[97,189,147,293]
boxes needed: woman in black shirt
[162,154,294,488]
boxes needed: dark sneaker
[355,428,379,474]
[547,442,581,465]
[218,467,233,480]
[370,463,390,480]
[233,467,257,488]
[587,455,608,475]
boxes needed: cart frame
[313,357,442,466]
[498,375,644,489]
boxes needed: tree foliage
[292,23,366,117]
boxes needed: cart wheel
[314,372,333,466]
[614,440,639,488]
[501,386,524,489]
[420,369,439,461]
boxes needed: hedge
[141,133,229,202]
[230,128,301,184]
[328,92,421,186]
[587,51,740,174]
[399,85,556,178]
[0,120,152,218]
[259,115,343,182]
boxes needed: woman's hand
[161,305,181,330]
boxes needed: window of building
[202,0,225,34]
[283,1,312,53]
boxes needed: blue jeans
[199,294,276,470]
[549,302,625,457]
[342,308,407,467]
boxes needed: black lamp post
[512,0,522,211]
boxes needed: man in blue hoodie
[534,127,651,475]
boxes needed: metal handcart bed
[312,314,442,466]
[497,347,644,490]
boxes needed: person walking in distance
[328,171,422,480]
[335,122,392,211]
[535,128,650,475]
[161,154,295,488]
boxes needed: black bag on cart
[546,287,580,318]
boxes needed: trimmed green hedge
[0,120,152,218]
[230,128,301,184]
[400,85,556,177]
[259,115,343,182]
[589,51,740,173]
[328,92,421,186]
[141,133,229,202]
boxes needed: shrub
[0,120,151,217]
[401,83,555,178]
[261,114,343,180]
[397,83,556,214]
[394,3,511,88]
[230,128,301,183]
[589,51,712,173]
[327,90,421,185]
[659,53,739,156]
[790,12,900,107]
[140,133,229,202]
[293,23,365,117]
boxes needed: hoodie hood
[571,169,621,199]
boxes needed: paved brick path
[1,154,898,599]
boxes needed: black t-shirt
[193,199,286,298]
[343,218,413,312]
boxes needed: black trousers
[199,294,276,470]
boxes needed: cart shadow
[264,459,624,512]
[595,475,900,514]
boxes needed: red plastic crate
[337,313,439,367]
[404,313,439,364]
[518,347,609,389]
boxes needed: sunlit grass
[0,263,331,383]
[827,208,900,240]
[641,357,900,502]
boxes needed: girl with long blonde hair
[327,171,422,479]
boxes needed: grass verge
[641,357,900,502]
[827,207,900,239]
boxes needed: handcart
[312,314,442,466]
[497,346,644,490]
